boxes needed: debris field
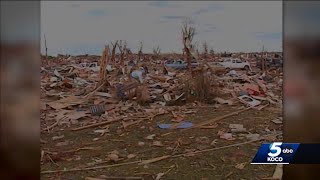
[41,49,283,179]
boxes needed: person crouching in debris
[131,67,146,83]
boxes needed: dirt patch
[41,105,281,179]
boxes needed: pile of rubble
[40,51,283,137]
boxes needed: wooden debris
[127,154,136,159]
[61,147,99,154]
[86,176,143,180]
[95,92,112,98]
[138,155,171,165]
[272,164,283,180]
[47,95,85,110]
[42,117,65,132]
[184,107,252,130]
[235,162,246,170]
[52,135,64,141]
[214,97,233,105]
[84,82,107,99]
[85,177,105,180]
[107,153,119,162]
[71,118,122,131]
[199,125,218,129]
[230,124,247,133]
[224,172,233,178]
[122,119,144,129]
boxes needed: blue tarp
[158,121,193,129]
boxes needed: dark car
[165,59,199,69]
[256,58,283,69]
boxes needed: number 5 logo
[268,142,282,157]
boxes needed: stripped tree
[182,48,185,58]
[138,41,143,64]
[194,42,200,59]
[203,41,208,60]
[181,18,196,72]
[99,45,109,84]
[126,48,131,61]
[118,40,127,66]
[110,40,118,65]
[153,45,161,59]
[44,33,48,61]
[209,48,214,56]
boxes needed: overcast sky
[41,1,282,55]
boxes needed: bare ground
[41,105,282,180]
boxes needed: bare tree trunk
[153,46,161,60]
[203,41,208,61]
[99,46,109,84]
[138,41,143,66]
[120,53,124,66]
[118,40,127,67]
[181,18,196,74]
[137,52,141,67]
[44,33,48,63]
[110,40,118,65]
[182,49,185,58]
[185,47,191,71]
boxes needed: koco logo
[268,142,282,157]
[267,142,283,162]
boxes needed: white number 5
[268,142,282,157]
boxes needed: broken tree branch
[71,118,122,131]
[118,40,127,66]
[110,40,118,65]
[41,117,65,132]
[183,107,253,130]
[84,81,107,99]
[41,160,142,174]
[171,133,282,158]
[138,155,171,165]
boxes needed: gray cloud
[193,8,209,15]
[148,1,181,8]
[70,4,80,8]
[193,4,224,15]
[162,15,185,20]
[254,32,282,40]
[41,1,282,55]
[88,9,108,16]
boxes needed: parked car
[256,58,283,69]
[208,62,224,68]
[191,59,200,67]
[165,59,199,69]
[218,58,252,71]
[76,62,113,72]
